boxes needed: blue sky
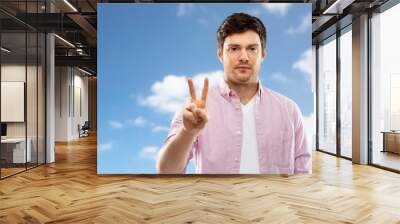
[98,3,313,174]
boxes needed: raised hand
[182,77,209,135]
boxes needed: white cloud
[262,3,290,16]
[127,116,148,127]
[137,75,187,113]
[139,146,160,160]
[292,48,314,83]
[124,116,169,133]
[109,120,123,129]
[286,13,311,35]
[177,3,194,16]
[138,70,223,113]
[191,71,222,95]
[292,49,316,150]
[99,142,112,152]
[270,72,288,83]
[302,113,315,151]
[152,126,169,133]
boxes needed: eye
[230,47,238,51]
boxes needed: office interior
[1,0,398,179]
[0,0,97,179]
[313,0,400,172]
[0,0,399,222]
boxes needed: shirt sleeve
[292,103,312,174]
[163,109,197,173]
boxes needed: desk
[381,131,400,154]
[1,138,31,163]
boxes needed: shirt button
[234,158,239,161]
[236,131,241,135]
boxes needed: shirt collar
[219,78,264,102]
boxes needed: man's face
[217,30,266,85]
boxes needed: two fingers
[187,77,208,108]
[185,77,209,124]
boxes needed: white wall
[1,82,25,122]
[1,65,26,129]
[1,63,46,164]
[55,67,89,141]
[55,66,69,141]
[1,65,39,137]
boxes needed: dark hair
[217,12,266,50]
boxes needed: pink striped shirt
[165,80,311,174]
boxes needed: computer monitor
[1,123,7,137]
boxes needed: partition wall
[0,1,46,179]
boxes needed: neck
[225,79,259,104]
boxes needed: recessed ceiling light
[63,0,78,12]
[1,47,11,53]
[78,67,93,76]
[54,34,75,48]
[322,0,355,15]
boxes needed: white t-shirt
[239,96,260,174]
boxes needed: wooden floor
[1,167,26,178]
[1,163,45,178]
[373,151,400,171]
[1,135,400,223]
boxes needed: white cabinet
[1,138,32,163]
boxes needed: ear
[217,47,223,63]
[261,48,267,62]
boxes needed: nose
[238,48,249,62]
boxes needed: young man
[157,13,311,174]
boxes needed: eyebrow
[226,43,260,47]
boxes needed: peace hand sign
[182,77,209,135]
[187,77,208,108]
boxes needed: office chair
[79,121,90,138]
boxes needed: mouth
[236,66,251,70]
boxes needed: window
[371,2,400,171]
[318,35,337,154]
[339,26,352,158]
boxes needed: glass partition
[38,32,45,165]
[27,30,38,169]
[0,1,46,179]
[1,30,28,177]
